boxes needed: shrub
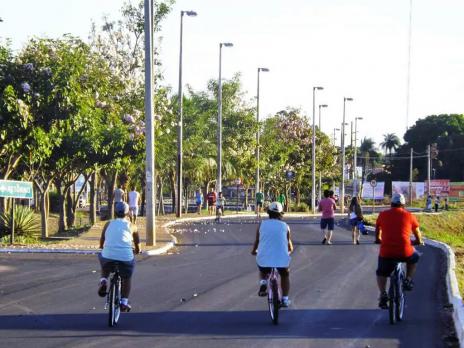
[0,206,40,237]
[291,202,310,212]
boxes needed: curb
[425,239,464,347]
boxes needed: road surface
[0,217,456,347]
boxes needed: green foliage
[0,205,40,237]
[290,202,310,212]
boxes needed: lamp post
[256,67,269,196]
[144,0,155,245]
[317,104,328,201]
[217,42,233,195]
[311,86,324,213]
[341,97,353,214]
[176,10,197,218]
[353,116,363,196]
[333,127,340,145]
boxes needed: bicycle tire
[388,281,396,325]
[270,279,280,325]
[108,276,121,327]
[396,273,405,321]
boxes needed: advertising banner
[392,181,425,199]
[361,181,385,200]
[449,182,464,202]
[426,179,450,196]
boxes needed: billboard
[392,181,425,200]
[361,181,385,200]
[449,182,464,202]
[426,179,450,196]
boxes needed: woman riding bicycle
[251,202,293,307]
[98,202,141,312]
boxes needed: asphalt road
[0,216,455,348]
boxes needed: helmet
[391,193,406,205]
[268,201,284,213]
[115,201,129,215]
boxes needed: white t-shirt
[128,190,140,208]
[102,219,134,261]
[256,219,291,268]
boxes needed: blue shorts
[98,254,135,279]
[320,218,335,230]
[376,251,420,277]
[349,218,358,227]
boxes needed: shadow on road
[0,309,424,344]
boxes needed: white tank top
[102,219,134,261]
[256,219,291,267]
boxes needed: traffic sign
[0,180,33,199]
[370,179,377,188]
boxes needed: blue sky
[1,0,464,147]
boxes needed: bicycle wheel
[108,276,121,327]
[396,273,405,321]
[268,279,280,325]
[388,281,396,325]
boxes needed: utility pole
[409,147,413,204]
[427,145,431,195]
[144,0,155,245]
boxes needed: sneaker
[258,283,268,297]
[356,240,360,245]
[281,298,291,307]
[98,279,107,297]
[403,278,414,291]
[378,292,389,309]
[321,238,327,244]
[326,240,332,245]
[120,302,132,312]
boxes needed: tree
[380,133,401,156]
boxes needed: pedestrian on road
[349,196,363,245]
[215,192,226,222]
[318,189,337,245]
[251,201,293,307]
[256,191,264,217]
[206,188,217,216]
[128,185,141,224]
[98,202,141,312]
[195,189,203,215]
[434,195,440,212]
[375,193,424,309]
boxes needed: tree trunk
[40,190,49,238]
[170,171,176,215]
[56,180,68,232]
[296,186,301,205]
[102,169,117,220]
[89,171,97,225]
[66,187,74,227]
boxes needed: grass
[365,210,464,296]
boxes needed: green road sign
[0,180,33,199]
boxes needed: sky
[1,0,464,148]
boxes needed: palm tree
[359,137,378,185]
[380,133,401,157]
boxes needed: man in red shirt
[206,188,217,216]
[375,193,424,309]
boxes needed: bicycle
[267,268,282,325]
[105,265,122,327]
[388,262,405,325]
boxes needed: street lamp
[317,104,328,201]
[176,10,197,218]
[256,67,269,197]
[341,97,353,214]
[353,116,363,196]
[217,42,233,195]
[312,86,324,214]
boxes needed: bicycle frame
[388,262,405,325]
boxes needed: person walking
[215,191,226,222]
[434,195,440,212]
[195,189,203,215]
[425,195,432,211]
[255,191,264,217]
[349,196,363,245]
[318,189,337,245]
[128,185,141,224]
[444,197,449,211]
[206,188,217,216]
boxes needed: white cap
[392,193,406,205]
[268,201,284,213]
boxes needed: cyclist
[98,202,141,312]
[251,202,293,307]
[375,193,424,309]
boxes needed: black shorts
[258,265,290,276]
[98,254,135,279]
[320,218,335,230]
[256,201,263,207]
[376,251,420,277]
